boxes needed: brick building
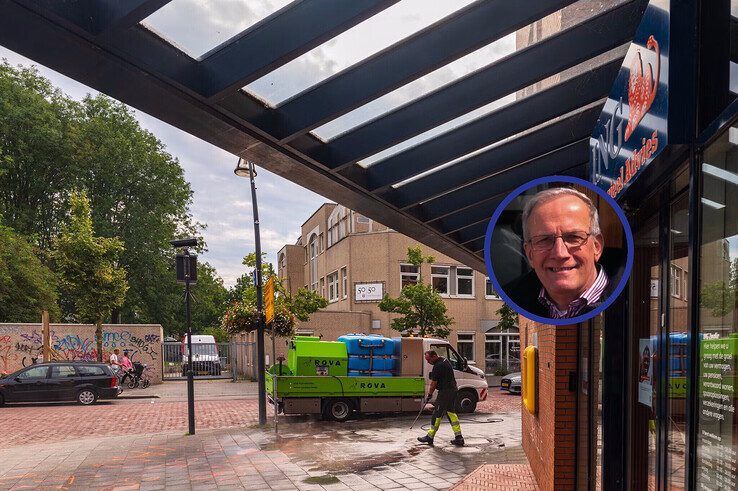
[275,203,518,376]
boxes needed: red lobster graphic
[625,35,660,141]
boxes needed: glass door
[628,212,662,491]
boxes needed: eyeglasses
[527,231,592,252]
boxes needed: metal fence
[161,341,257,380]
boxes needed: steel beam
[414,145,590,224]
[384,106,600,208]
[201,0,400,99]
[27,0,172,34]
[366,59,620,191]
[268,0,576,140]
[319,0,644,170]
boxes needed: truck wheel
[455,389,478,414]
[323,398,353,422]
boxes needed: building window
[457,333,475,361]
[456,268,474,297]
[356,214,370,224]
[431,266,450,295]
[296,329,314,336]
[320,277,325,298]
[319,232,324,253]
[485,277,500,299]
[670,264,682,298]
[371,320,381,330]
[400,264,420,288]
[309,234,318,291]
[341,267,347,299]
[327,271,339,302]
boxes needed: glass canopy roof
[244,0,476,106]
[141,0,293,59]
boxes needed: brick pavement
[451,464,539,490]
[0,384,519,447]
[0,411,527,491]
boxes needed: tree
[379,246,453,338]
[495,303,519,332]
[0,62,79,249]
[222,253,327,338]
[0,63,207,333]
[0,222,60,321]
[53,191,128,361]
[700,281,735,317]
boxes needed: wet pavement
[0,410,525,490]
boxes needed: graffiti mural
[0,324,163,382]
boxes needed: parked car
[181,334,222,376]
[0,362,120,406]
[500,372,522,395]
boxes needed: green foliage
[0,224,60,321]
[201,325,230,343]
[495,303,519,332]
[0,62,228,335]
[378,246,453,338]
[222,254,327,338]
[52,191,128,360]
[700,281,736,317]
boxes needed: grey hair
[521,187,601,241]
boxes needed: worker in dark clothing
[417,350,464,446]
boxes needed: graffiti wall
[0,324,163,384]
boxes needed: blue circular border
[483,175,634,326]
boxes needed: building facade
[276,203,517,376]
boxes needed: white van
[393,336,488,413]
[181,334,222,376]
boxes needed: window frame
[341,267,348,299]
[327,270,339,303]
[456,332,475,361]
[400,263,420,289]
[431,265,451,296]
[456,267,475,298]
[485,277,501,299]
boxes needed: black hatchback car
[0,362,120,406]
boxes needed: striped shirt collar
[538,265,609,319]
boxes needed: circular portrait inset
[484,176,633,325]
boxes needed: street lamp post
[234,158,267,426]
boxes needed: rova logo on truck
[313,359,341,366]
[359,382,386,389]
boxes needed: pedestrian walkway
[0,411,527,490]
[452,463,539,490]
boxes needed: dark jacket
[503,247,626,319]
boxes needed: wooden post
[42,310,51,362]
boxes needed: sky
[0,0,516,287]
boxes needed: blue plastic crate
[338,334,397,356]
[347,356,396,371]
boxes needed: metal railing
[161,341,257,380]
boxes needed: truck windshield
[185,344,218,355]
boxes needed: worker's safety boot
[417,435,434,445]
[450,435,465,447]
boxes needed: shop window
[341,267,347,299]
[485,277,500,299]
[327,271,339,302]
[400,264,420,288]
[456,268,474,297]
[695,127,738,490]
[431,266,450,295]
[457,333,474,361]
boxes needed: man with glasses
[507,188,611,319]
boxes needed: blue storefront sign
[590,0,670,199]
